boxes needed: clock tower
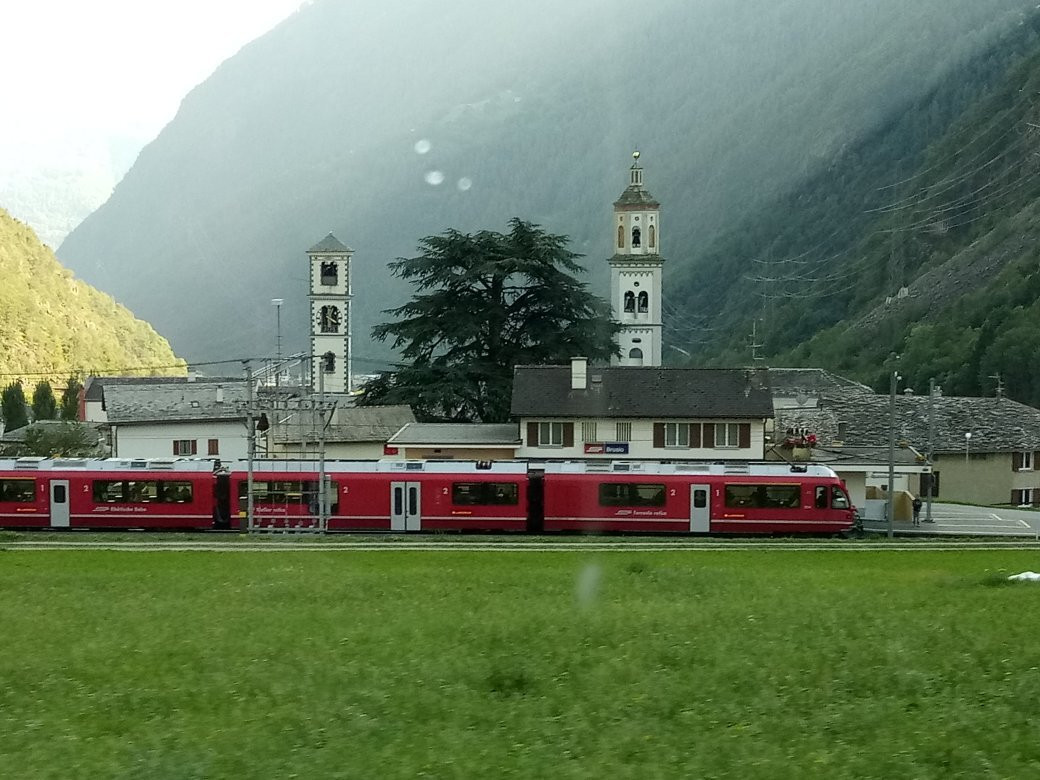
[609,152,664,366]
[307,233,353,393]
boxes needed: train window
[127,481,159,503]
[598,482,666,507]
[725,484,800,509]
[452,482,519,506]
[93,480,126,503]
[0,479,36,503]
[693,489,707,509]
[161,481,194,503]
[831,487,849,509]
[815,487,828,509]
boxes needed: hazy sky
[0,0,304,167]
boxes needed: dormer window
[320,261,338,285]
[623,291,636,313]
[631,227,641,247]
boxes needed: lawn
[2,550,1040,778]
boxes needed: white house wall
[112,421,247,460]
[516,417,766,460]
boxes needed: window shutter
[653,423,665,448]
[690,423,701,448]
[190,440,198,456]
[563,423,574,448]
[208,439,219,456]
[739,424,751,449]
[527,422,539,446]
[1013,452,1022,470]
[172,441,178,455]
[703,424,715,448]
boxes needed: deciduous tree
[360,218,618,421]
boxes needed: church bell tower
[609,151,664,366]
[307,233,353,393]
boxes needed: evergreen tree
[1,382,29,431]
[31,380,58,421]
[359,218,619,422]
[16,422,103,457]
[60,377,83,421]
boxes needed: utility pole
[318,358,328,532]
[925,377,935,523]
[244,361,255,533]
[887,370,900,539]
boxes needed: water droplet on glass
[414,139,432,154]
[457,177,472,191]
[575,563,602,608]
[424,170,444,186]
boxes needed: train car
[538,461,856,534]
[0,457,220,530]
[227,459,532,532]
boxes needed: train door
[390,481,422,532]
[49,480,70,528]
[689,483,710,533]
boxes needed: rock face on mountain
[0,209,183,383]
[56,0,1037,365]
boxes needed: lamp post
[887,370,900,539]
[271,298,283,386]
[965,431,972,464]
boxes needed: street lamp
[271,298,283,386]
[965,431,972,464]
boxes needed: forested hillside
[0,209,184,384]
[677,14,1040,407]
[55,0,1037,366]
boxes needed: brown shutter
[703,424,715,448]
[653,423,665,448]
[208,439,219,456]
[190,440,198,456]
[690,423,701,448]
[1013,452,1022,470]
[527,422,539,447]
[739,424,751,449]
[172,441,178,455]
[563,423,574,448]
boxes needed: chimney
[215,385,224,404]
[571,357,588,390]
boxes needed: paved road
[862,502,1040,538]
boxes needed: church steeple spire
[608,151,664,367]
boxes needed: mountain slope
[56,0,1038,365]
[673,14,1040,406]
[0,209,184,384]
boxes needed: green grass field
[3,550,1040,778]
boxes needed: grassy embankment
[2,550,1040,777]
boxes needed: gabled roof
[511,366,773,419]
[104,382,249,424]
[307,232,353,254]
[85,375,241,402]
[388,423,520,446]
[768,368,874,404]
[273,405,415,444]
[775,393,1040,453]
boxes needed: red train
[0,457,857,534]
